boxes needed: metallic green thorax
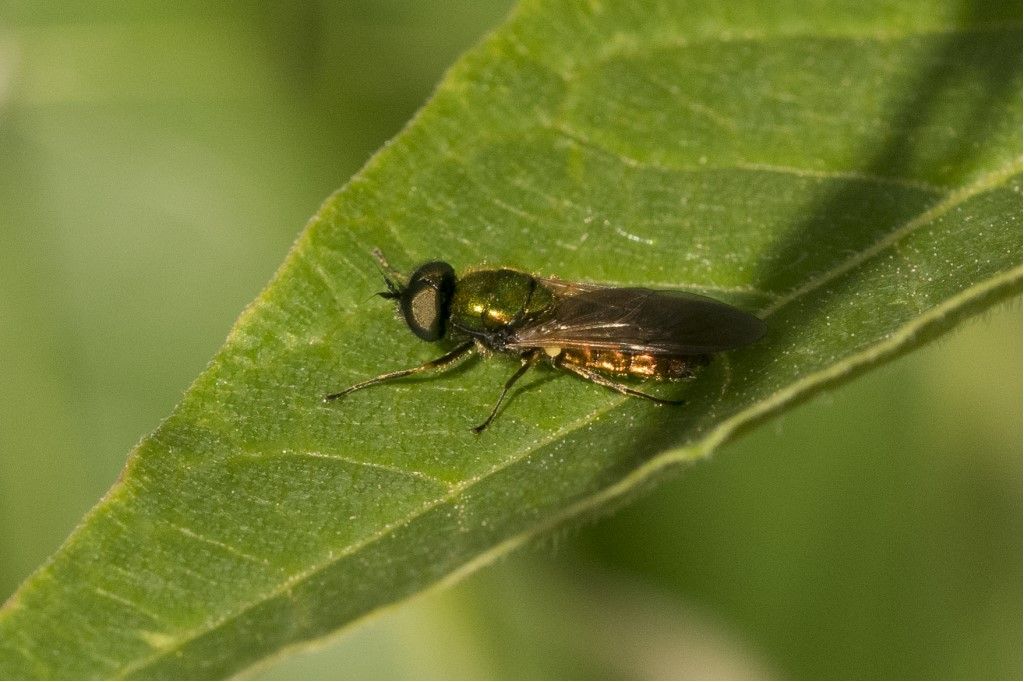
[449,269,554,334]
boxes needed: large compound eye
[405,282,442,338]
[400,261,455,341]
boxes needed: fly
[325,250,766,432]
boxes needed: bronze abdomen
[558,347,705,380]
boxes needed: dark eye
[401,261,455,341]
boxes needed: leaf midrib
[760,158,1023,316]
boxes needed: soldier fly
[325,250,766,433]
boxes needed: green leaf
[1,0,1020,678]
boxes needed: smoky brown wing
[508,287,766,355]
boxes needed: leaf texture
[0,1,1020,677]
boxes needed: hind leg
[553,355,684,405]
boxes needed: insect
[325,251,766,432]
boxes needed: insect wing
[509,287,766,355]
[533,276,604,298]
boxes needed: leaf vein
[734,162,946,193]
[89,586,166,627]
[576,21,1018,69]
[165,523,269,566]
[281,450,452,489]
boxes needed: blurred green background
[0,2,1019,678]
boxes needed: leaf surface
[1,1,1020,677]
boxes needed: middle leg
[472,349,542,433]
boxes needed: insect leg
[553,356,684,406]
[472,350,542,433]
[324,340,475,402]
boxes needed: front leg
[324,341,475,401]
